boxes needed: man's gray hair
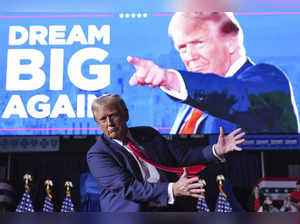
[91,94,128,118]
[168,12,245,56]
[168,12,242,40]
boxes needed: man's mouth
[189,67,204,72]
[188,65,207,73]
[188,61,208,73]
[108,127,117,133]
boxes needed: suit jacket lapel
[234,58,254,77]
[129,130,155,163]
[102,135,144,181]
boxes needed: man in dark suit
[127,12,299,134]
[87,94,245,212]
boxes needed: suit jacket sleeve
[167,136,218,167]
[87,140,169,206]
[167,63,298,132]
[134,127,219,167]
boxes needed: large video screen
[0,12,300,137]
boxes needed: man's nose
[106,116,114,125]
[184,44,198,61]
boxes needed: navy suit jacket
[87,126,218,212]
[170,60,299,134]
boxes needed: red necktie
[179,108,204,134]
[125,138,206,177]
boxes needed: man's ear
[225,36,238,54]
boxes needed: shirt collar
[225,56,247,78]
[113,130,133,146]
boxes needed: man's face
[172,18,232,76]
[94,103,128,140]
[296,184,300,192]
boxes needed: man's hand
[127,56,180,92]
[214,127,245,157]
[172,168,204,199]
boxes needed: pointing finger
[127,56,146,69]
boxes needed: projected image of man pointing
[127,12,299,135]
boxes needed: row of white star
[119,13,148,18]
